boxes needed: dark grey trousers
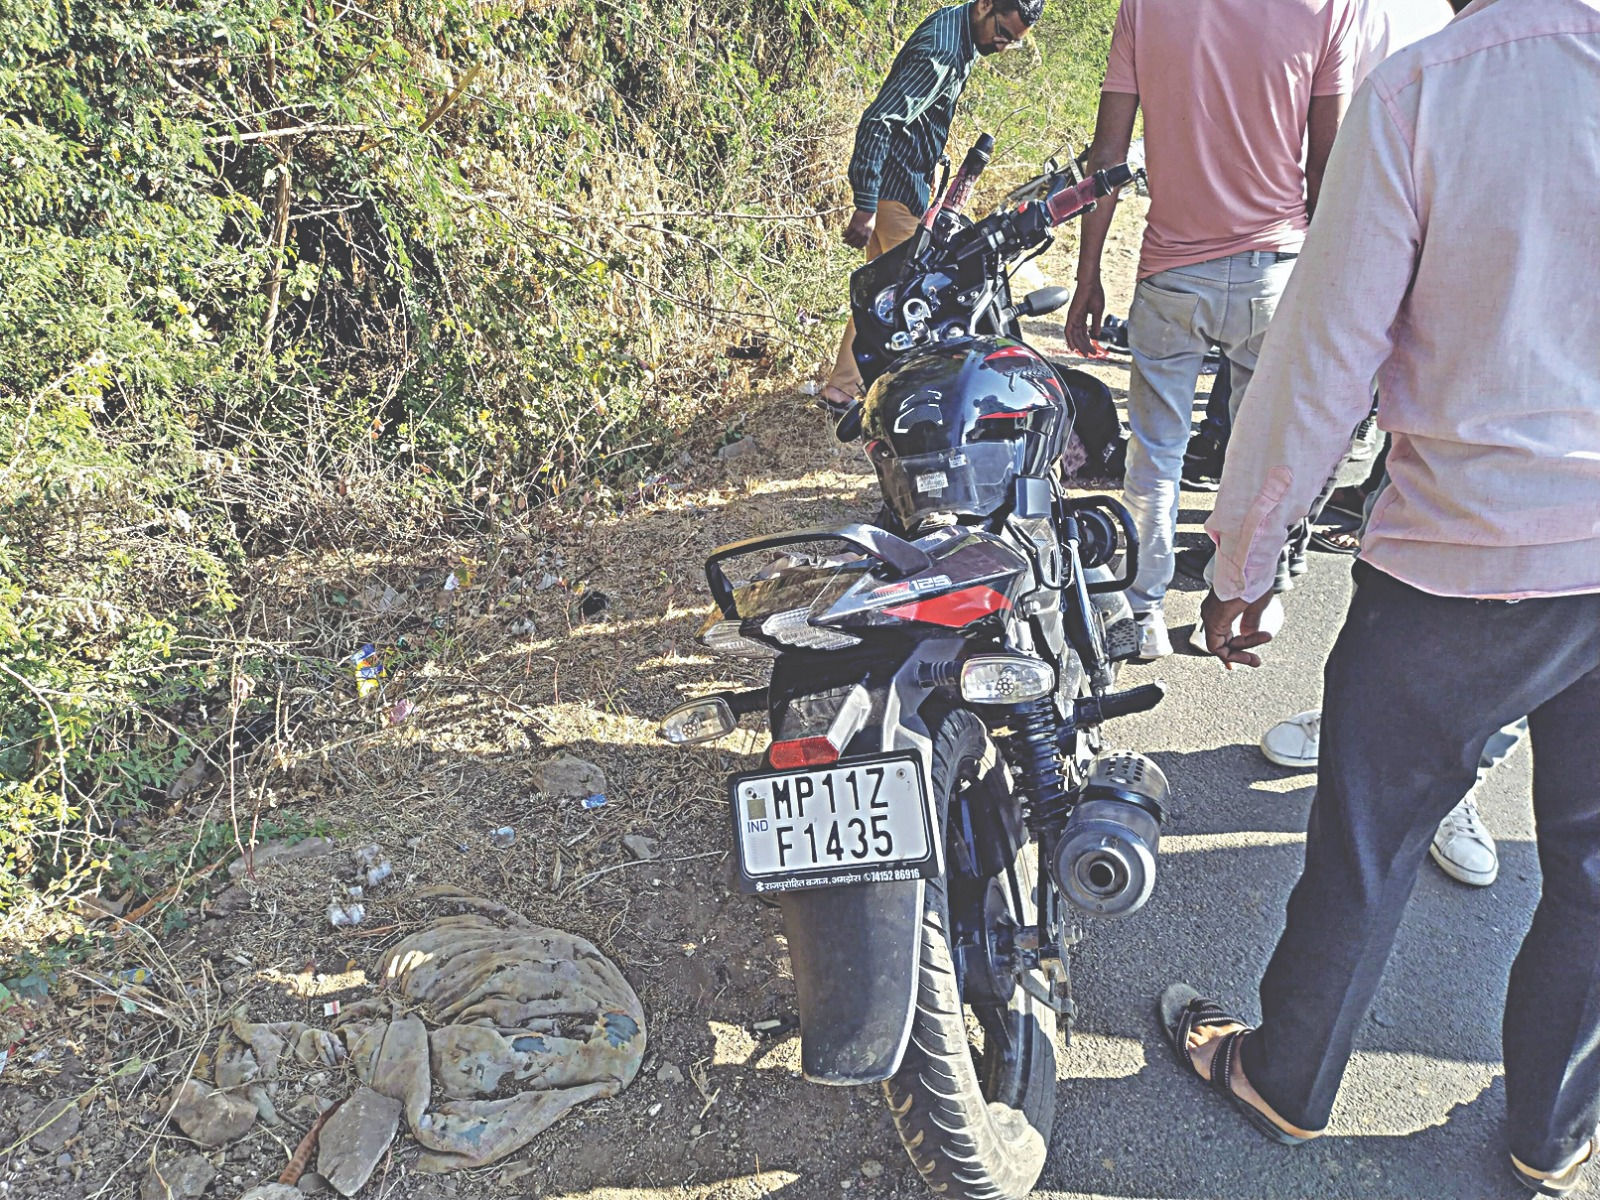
[1241,561,1600,1169]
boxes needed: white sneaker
[1260,710,1320,769]
[1430,791,1498,886]
[1134,611,1172,659]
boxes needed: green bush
[0,0,1116,917]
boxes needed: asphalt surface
[1022,376,1575,1199]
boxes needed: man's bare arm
[1305,92,1349,220]
[1063,91,1139,356]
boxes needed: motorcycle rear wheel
[885,709,1058,1200]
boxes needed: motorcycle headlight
[872,285,899,324]
[960,654,1055,704]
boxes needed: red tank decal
[882,585,1011,627]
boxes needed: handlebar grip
[1043,163,1140,226]
[940,133,997,217]
[1073,682,1167,727]
[959,133,995,181]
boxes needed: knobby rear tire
[884,709,1057,1200]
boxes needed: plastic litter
[388,699,417,725]
[347,644,384,699]
[327,903,365,928]
[364,861,394,889]
[581,793,608,810]
[489,827,517,849]
[322,1001,341,1018]
[353,844,382,869]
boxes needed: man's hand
[1200,588,1281,670]
[844,209,876,250]
[1063,276,1107,357]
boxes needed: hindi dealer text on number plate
[729,752,940,893]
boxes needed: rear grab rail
[706,523,935,618]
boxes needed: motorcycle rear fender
[771,639,961,1085]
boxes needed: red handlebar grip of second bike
[1043,164,1138,226]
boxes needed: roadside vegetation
[0,0,1116,955]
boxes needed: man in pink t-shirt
[1063,0,1360,658]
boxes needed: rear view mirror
[1018,286,1071,318]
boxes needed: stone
[139,1158,217,1200]
[316,1087,401,1197]
[716,437,760,461]
[622,835,659,861]
[296,1171,332,1195]
[530,754,606,801]
[657,1062,684,1085]
[29,1097,81,1152]
[238,1187,302,1200]
[228,837,336,879]
[168,1079,257,1147]
[860,1159,884,1179]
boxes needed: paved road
[1022,350,1576,1200]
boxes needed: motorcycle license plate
[728,753,941,894]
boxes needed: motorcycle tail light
[959,654,1055,704]
[700,619,778,658]
[759,607,862,651]
[768,736,841,769]
[658,697,737,745]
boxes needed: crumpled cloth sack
[348,888,646,1172]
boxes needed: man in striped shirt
[821,0,1043,412]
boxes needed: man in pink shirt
[1064,0,1360,658]
[1170,1,1600,1189]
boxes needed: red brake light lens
[768,737,842,769]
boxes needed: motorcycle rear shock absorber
[999,697,1079,1016]
[1004,698,1073,845]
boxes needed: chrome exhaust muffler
[1051,750,1169,918]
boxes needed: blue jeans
[1123,250,1297,612]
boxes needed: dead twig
[279,1096,345,1185]
[561,849,724,897]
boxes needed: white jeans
[1123,250,1297,613]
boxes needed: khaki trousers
[826,200,920,398]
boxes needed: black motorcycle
[660,139,1168,1200]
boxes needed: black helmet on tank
[862,339,1071,528]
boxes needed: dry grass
[0,198,1150,1200]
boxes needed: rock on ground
[316,1086,402,1197]
[530,754,606,800]
[139,1151,216,1200]
[623,834,659,861]
[167,1078,257,1147]
[238,1187,303,1200]
[28,1097,81,1152]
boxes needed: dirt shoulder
[0,200,1150,1200]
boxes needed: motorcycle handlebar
[1042,163,1138,226]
